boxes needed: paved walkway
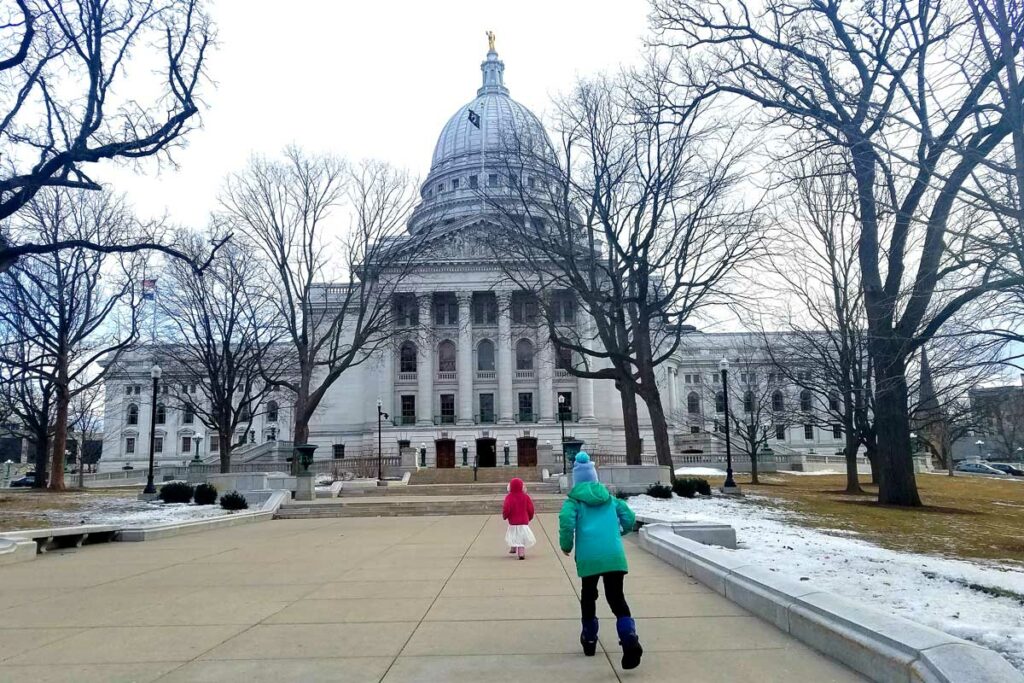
[0,514,865,682]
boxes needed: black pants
[580,571,631,620]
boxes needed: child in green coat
[559,452,642,670]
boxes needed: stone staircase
[407,466,543,485]
[275,493,566,519]
[369,481,560,497]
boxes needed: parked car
[988,463,1024,477]
[954,462,1010,476]
[9,473,35,487]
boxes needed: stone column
[417,294,434,425]
[538,336,554,423]
[457,292,473,425]
[497,291,514,424]
[666,365,678,419]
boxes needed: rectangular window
[803,424,814,440]
[451,178,460,190]
[211,437,219,452]
[437,182,444,194]
[473,294,497,324]
[479,393,494,423]
[530,216,544,232]
[740,373,748,383]
[332,444,346,459]
[776,425,786,440]
[469,175,478,189]
[440,394,455,424]
[832,424,843,439]
[183,406,194,424]
[690,425,701,434]
[125,437,136,454]
[518,392,534,422]
[488,173,499,187]
[181,436,192,452]
[401,395,416,425]
[154,437,163,453]
[557,391,573,420]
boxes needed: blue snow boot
[580,617,599,656]
[616,616,643,670]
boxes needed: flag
[468,109,480,129]
[141,278,157,301]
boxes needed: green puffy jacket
[559,481,636,577]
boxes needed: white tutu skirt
[505,524,536,549]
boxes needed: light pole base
[719,484,743,496]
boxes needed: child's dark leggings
[580,571,631,620]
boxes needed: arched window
[743,391,754,413]
[400,341,417,373]
[800,389,813,412]
[438,340,456,372]
[267,400,279,422]
[715,391,725,413]
[477,340,495,372]
[772,390,784,412]
[127,403,139,426]
[155,404,166,425]
[515,339,534,370]
[687,392,701,415]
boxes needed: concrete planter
[206,473,269,493]
[565,464,672,494]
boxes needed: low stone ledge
[3,524,119,553]
[118,490,287,542]
[639,524,1022,683]
[0,536,37,564]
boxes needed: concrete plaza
[0,514,864,682]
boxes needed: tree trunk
[639,382,675,471]
[843,433,863,494]
[872,351,921,506]
[219,429,233,474]
[32,430,48,489]
[48,387,69,491]
[618,381,643,465]
[750,444,760,485]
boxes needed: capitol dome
[408,44,554,235]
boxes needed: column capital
[496,290,513,305]
[457,291,473,305]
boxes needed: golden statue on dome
[486,30,496,52]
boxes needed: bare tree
[0,189,143,489]
[0,0,224,271]
[220,148,426,468]
[158,233,283,473]
[653,0,1024,505]
[67,380,102,487]
[0,331,53,486]
[489,62,760,468]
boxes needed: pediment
[418,219,505,262]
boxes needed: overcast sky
[97,0,651,228]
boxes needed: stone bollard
[295,473,315,501]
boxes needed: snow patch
[32,496,228,528]
[674,467,726,476]
[629,494,1024,672]
[778,469,844,476]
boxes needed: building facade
[99,46,844,471]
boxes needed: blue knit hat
[572,451,598,484]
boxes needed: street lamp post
[462,442,468,467]
[975,439,985,460]
[193,434,203,465]
[420,442,426,468]
[503,440,510,466]
[1016,446,1024,463]
[143,365,161,495]
[376,398,388,483]
[719,358,739,493]
[558,395,567,474]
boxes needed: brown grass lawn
[698,472,1024,565]
[0,488,136,532]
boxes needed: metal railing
[557,411,578,423]
[589,453,660,466]
[474,414,496,424]
[514,413,537,423]
[392,415,416,426]
[433,414,458,425]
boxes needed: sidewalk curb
[639,523,1022,683]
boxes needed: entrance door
[436,439,456,468]
[516,437,538,467]
[476,438,497,467]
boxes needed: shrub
[645,483,673,499]
[614,488,632,500]
[159,481,194,504]
[219,490,249,511]
[193,483,218,505]
[672,477,712,498]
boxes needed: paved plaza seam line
[378,514,490,682]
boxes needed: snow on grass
[629,493,1024,672]
[674,467,727,476]
[777,469,844,476]
[32,495,228,528]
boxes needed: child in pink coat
[502,477,536,559]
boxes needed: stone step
[407,467,543,485]
[367,482,560,497]
[276,494,566,519]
